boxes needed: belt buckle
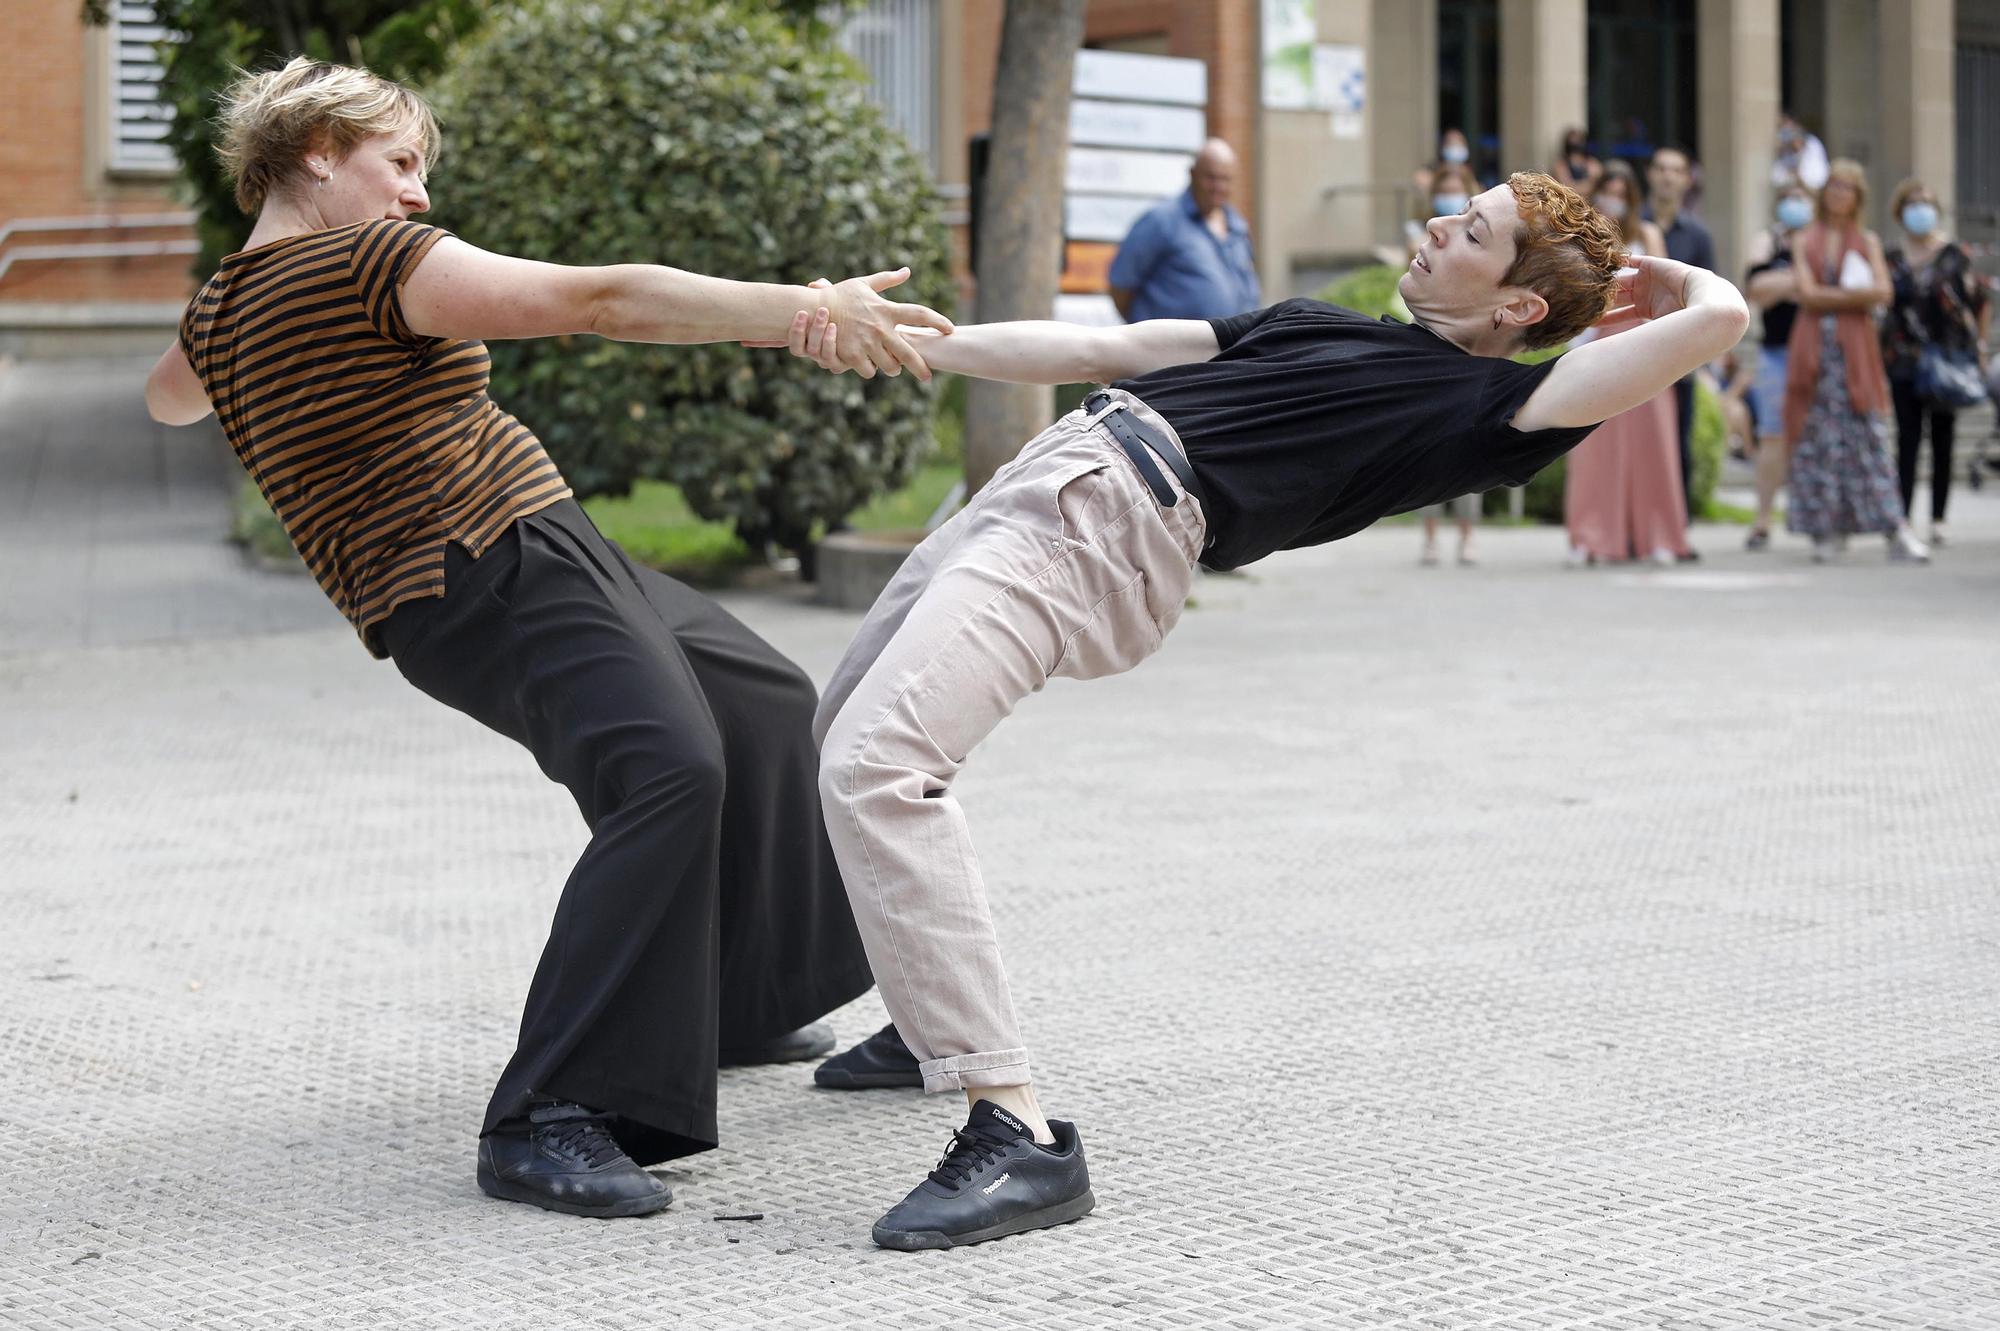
[1079,392,1123,431]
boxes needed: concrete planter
[814,528,925,610]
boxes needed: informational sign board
[1057,49,1209,323]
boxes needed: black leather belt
[1081,389,1207,513]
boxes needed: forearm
[591,264,813,344]
[1665,268,1753,361]
[1745,271,1794,308]
[902,322,1105,385]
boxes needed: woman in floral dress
[1782,160,1929,563]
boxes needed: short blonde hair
[1500,171,1625,351]
[216,56,440,213]
[1816,158,1869,223]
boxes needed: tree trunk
[964,0,1088,495]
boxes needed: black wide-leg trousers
[378,499,874,1164]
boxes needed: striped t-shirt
[180,219,570,656]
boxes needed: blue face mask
[1901,202,1939,236]
[1441,144,1470,164]
[1432,192,1470,217]
[1776,197,1812,230]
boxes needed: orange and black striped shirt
[180,219,570,656]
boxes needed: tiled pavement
[3,357,1998,1328]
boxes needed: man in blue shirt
[1108,138,1260,323]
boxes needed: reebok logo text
[981,1172,1010,1195]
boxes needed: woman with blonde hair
[1783,159,1929,562]
[144,57,951,1218]
[1561,160,1691,564]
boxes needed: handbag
[1914,344,1988,409]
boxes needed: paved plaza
[3,356,1998,1329]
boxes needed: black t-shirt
[1114,298,1595,571]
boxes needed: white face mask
[1593,195,1629,220]
[1432,193,1470,217]
[1441,144,1470,164]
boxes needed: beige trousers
[814,390,1207,1092]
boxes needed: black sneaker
[719,1021,836,1067]
[870,1100,1094,1250]
[477,1101,672,1219]
[814,1022,923,1089]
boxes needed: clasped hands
[743,269,951,382]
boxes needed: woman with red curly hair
[783,172,1748,1251]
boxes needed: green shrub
[426,0,954,557]
[1316,264,1411,323]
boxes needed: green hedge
[426,0,954,558]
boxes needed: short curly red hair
[1500,171,1625,349]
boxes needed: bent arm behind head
[1511,256,1749,431]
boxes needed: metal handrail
[0,212,198,286]
[0,211,196,249]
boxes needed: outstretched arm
[400,237,952,379]
[1511,255,1750,432]
[780,309,1220,385]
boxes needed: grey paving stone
[2,356,1998,1328]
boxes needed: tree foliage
[426,0,953,554]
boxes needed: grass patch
[580,484,750,583]
[843,459,962,532]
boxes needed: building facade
[4,0,1991,347]
[842,0,1995,308]
[0,1,195,354]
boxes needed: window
[837,0,939,175]
[107,1,176,173]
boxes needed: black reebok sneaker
[477,1101,672,1219]
[814,1022,923,1090]
[871,1100,1094,1250]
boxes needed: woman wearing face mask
[1739,179,1814,549]
[1412,127,1477,205]
[1784,160,1929,564]
[1550,127,1602,197]
[1562,161,1691,565]
[1406,163,1476,260]
[1880,179,1992,547]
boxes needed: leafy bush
[425,0,954,556]
[1317,264,1412,323]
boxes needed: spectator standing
[1109,138,1259,323]
[1404,161,1477,260]
[1564,161,1691,565]
[1741,178,1815,549]
[1550,127,1602,197]
[1881,177,1992,546]
[1783,160,1929,563]
[1774,112,1831,192]
[1646,145,1717,529]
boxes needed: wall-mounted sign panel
[1065,193,1157,245]
[1065,147,1195,198]
[1072,49,1207,106]
[1069,99,1207,152]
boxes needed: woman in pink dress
[1563,162,1693,565]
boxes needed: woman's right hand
[810,269,952,381]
